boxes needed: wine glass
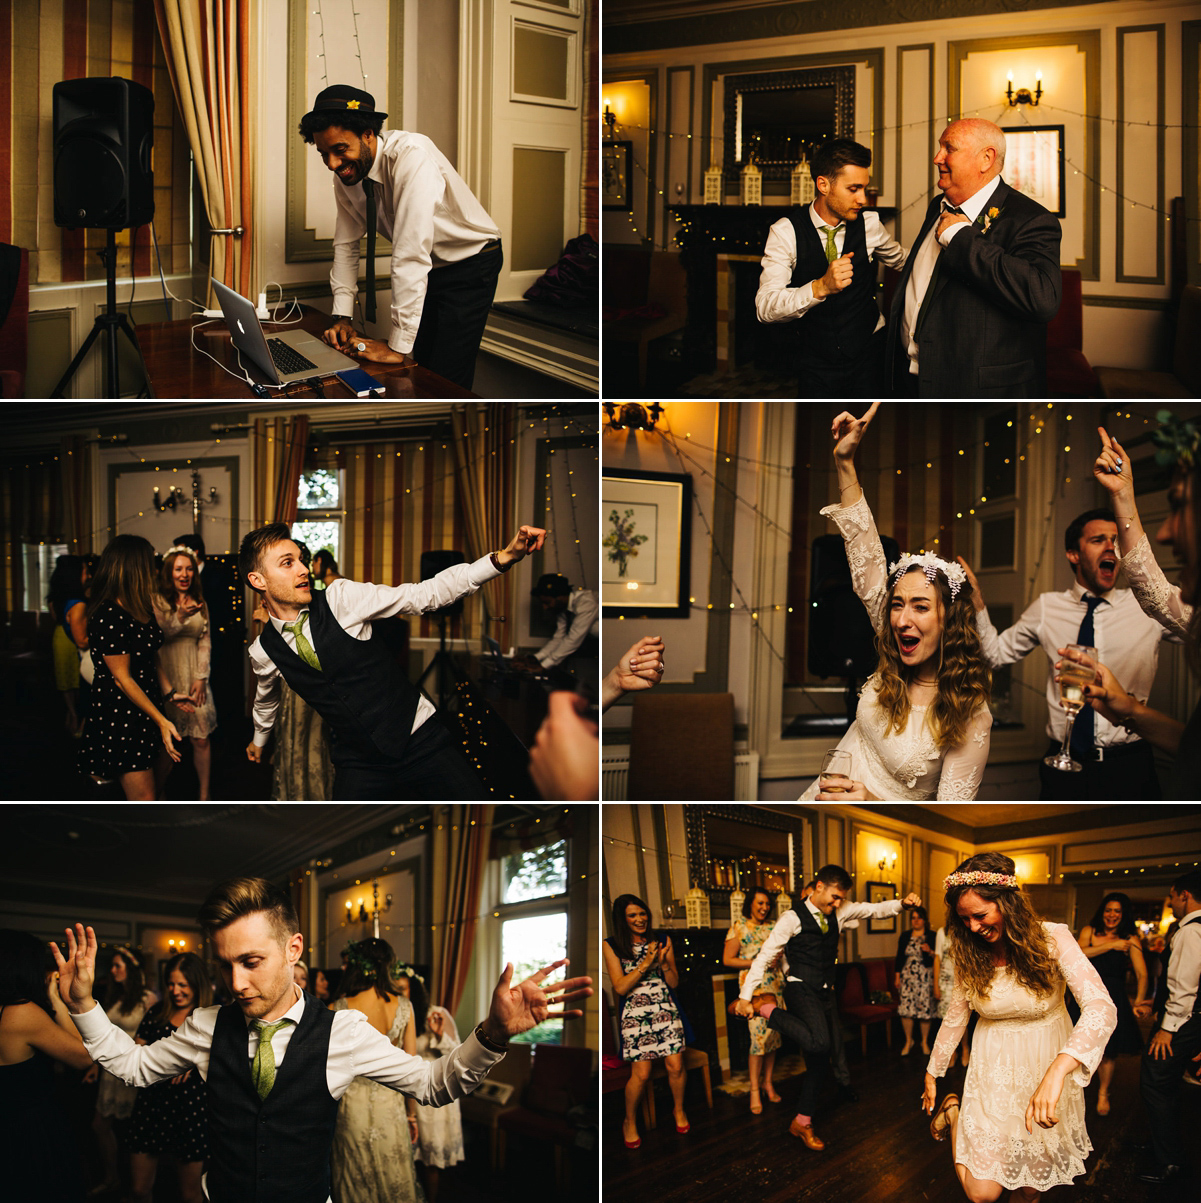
[819,749,853,795]
[1044,644,1096,773]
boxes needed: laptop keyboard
[267,338,318,375]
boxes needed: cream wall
[602,0,1197,370]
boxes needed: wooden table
[136,305,475,398]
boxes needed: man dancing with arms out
[242,521,545,800]
[734,865,922,1150]
[52,876,591,1203]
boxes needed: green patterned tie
[282,613,322,671]
[824,223,844,264]
[251,1019,293,1100]
[817,910,829,934]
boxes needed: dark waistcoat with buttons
[788,210,878,366]
[783,906,842,988]
[259,587,421,761]
[205,992,338,1203]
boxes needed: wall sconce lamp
[603,99,616,136]
[877,852,897,872]
[604,402,664,432]
[1006,70,1043,107]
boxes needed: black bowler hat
[302,84,387,125]
[531,573,572,597]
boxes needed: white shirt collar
[245,982,306,1028]
[808,201,844,234]
[952,174,1003,223]
[1069,581,1113,606]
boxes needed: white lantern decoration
[791,158,815,207]
[728,886,745,922]
[704,165,724,205]
[740,161,762,206]
[776,887,792,918]
[685,883,711,928]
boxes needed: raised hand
[499,524,548,564]
[49,923,99,1014]
[956,556,985,612]
[486,959,593,1041]
[831,402,880,461]
[901,893,924,910]
[612,636,665,696]
[1094,426,1133,496]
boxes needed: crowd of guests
[0,928,471,1202]
[608,861,1201,1194]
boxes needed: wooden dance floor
[604,1039,1201,1202]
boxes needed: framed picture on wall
[602,468,691,618]
[866,881,898,933]
[602,140,632,210]
[1000,125,1065,217]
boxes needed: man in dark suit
[756,138,906,397]
[889,118,1061,398]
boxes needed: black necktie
[363,178,377,324]
[1069,595,1103,759]
[914,202,963,340]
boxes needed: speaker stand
[52,228,144,398]
[417,613,458,712]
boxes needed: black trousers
[1038,739,1161,800]
[1140,1014,1201,1169]
[330,716,486,801]
[798,328,885,399]
[412,242,503,391]
[766,981,845,1115]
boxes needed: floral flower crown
[944,870,1018,889]
[390,960,425,987]
[163,545,199,561]
[888,552,968,601]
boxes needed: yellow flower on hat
[346,99,361,109]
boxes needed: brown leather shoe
[788,1117,825,1150]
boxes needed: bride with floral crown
[799,403,993,801]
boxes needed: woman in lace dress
[1069,425,1200,794]
[922,853,1117,1203]
[154,546,218,799]
[328,939,421,1203]
[800,403,993,801]
[723,887,784,1113]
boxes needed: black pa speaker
[53,76,154,230]
[807,531,901,679]
[420,550,467,618]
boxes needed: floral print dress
[609,937,684,1061]
[897,930,937,1020]
[725,917,783,1056]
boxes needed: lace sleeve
[195,607,211,679]
[1120,533,1193,639]
[819,493,889,633]
[926,978,971,1077]
[1048,922,1117,1087]
[936,703,992,800]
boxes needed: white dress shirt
[1162,910,1201,1033]
[740,896,903,999]
[74,984,501,1203]
[756,205,907,330]
[975,581,1180,745]
[330,129,501,355]
[249,554,500,746]
[901,174,1003,373]
[535,589,599,668]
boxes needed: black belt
[481,238,502,253]
[1045,739,1151,763]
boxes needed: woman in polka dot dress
[126,952,211,1203]
[82,535,194,799]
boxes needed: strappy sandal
[749,1088,763,1114]
[930,1092,960,1142]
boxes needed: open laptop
[210,278,359,385]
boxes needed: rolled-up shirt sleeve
[330,180,366,320]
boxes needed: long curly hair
[1087,892,1136,939]
[944,852,1062,1003]
[873,565,991,751]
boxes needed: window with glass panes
[293,469,343,581]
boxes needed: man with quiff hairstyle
[888,115,1061,398]
[53,876,591,1203]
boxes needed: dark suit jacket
[888,178,1062,397]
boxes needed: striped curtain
[340,438,475,641]
[450,405,517,644]
[580,0,598,240]
[250,416,310,530]
[153,0,254,300]
[431,804,494,1015]
[59,435,94,555]
[0,455,64,620]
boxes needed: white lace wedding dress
[797,494,993,800]
[925,923,1117,1192]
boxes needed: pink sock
[795,1113,811,1127]
[758,1001,776,1021]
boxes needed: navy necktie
[1069,595,1103,759]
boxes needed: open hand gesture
[1094,426,1133,496]
[49,923,98,1014]
[486,959,592,1041]
[831,402,880,461]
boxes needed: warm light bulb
[1007,70,1013,81]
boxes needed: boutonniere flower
[976,205,1003,234]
